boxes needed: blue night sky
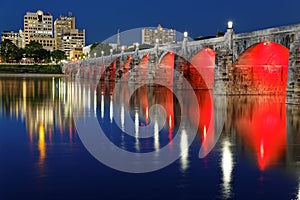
[1,0,300,45]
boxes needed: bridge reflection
[1,77,300,175]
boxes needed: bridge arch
[176,48,215,90]
[233,41,289,95]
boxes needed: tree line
[0,39,67,64]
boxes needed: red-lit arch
[159,52,175,87]
[234,41,289,95]
[189,48,216,89]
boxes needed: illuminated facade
[142,24,176,45]
[24,10,54,51]
[54,14,75,50]
[1,30,25,48]
[61,29,85,60]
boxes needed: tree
[90,43,112,57]
[51,50,67,63]
[0,39,21,63]
[25,41,50,63]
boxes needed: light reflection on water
[0,77,299,199]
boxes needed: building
[54,13,85,60]
[23,10,55,51]
[70,49,83,61]
[62,29,85,59]
[54,13,75,50]
[1,30,25,48]
[142,24,176,45]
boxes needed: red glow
[189,48,216,89]
[234,97,286,170]
[234,42,289,94]
[123,56,133,76]
[159,52,175,87]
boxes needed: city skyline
[1,0,300,45]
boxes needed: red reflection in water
[189,48,216,89]
[132,85,174,133]
[234,42,289,94]
[234,97,286,170]
[189,91,214,154]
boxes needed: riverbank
[0,64,63,74]
[0,73,67,78]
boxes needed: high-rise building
[54,13,85,60]
[142,24,176,45]
[23,10,55,51]
[1,30,25,48]
[54,13,75,50]
[61,29,85,59]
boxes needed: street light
[101,51,104,63]
[184,31,188,38]
[94,52,97,58]
[227,21,233,29]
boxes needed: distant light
[110,49,113,53]
[122,46,125,51]
[184,31,188,38]
[156,38,159,44]
[101,50,104,56]
[227,21,233,29]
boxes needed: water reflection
[1,77,300,199]
[221,139,233,199]
[0,77,76,177]
[225,96,286,170]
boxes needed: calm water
[0,77,300,200]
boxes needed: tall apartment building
[54,13,75,50]
[142,24,176,45]
[54,14,85,60]
[24,10,55,51]
[61,29,85,59]
[1,30,25,48]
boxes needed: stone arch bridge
[63,23,300,104]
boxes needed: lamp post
[226,21,234,50]
[110,49,113,60]
[101,50,104,63]
[227,21,233,29]
[182,31,188,57]
[135,43,139,56]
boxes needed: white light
[109,95,113,123]
[155,38,159,44]
[221,140,233,199]
[101,50,104,56]
[154,120,159,152]
[227,21,233,29]
[120,104,125,131]
[184,31,188,38]
[101,94,104,119]
[180,130,189,171]
[110,49,113,54]
[135,111,140,152]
